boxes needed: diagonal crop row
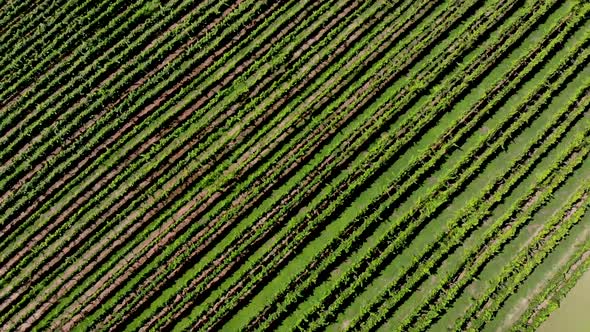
[0,0,324,322]
[0,0,358,320]
[0,0,263,230]
[0,0,233,189]
[2,0,388,326]
[55,0,446,326]
[0,0,68,63]
[195,2,563,331]
[0,0,317,282]
[244,3,580,329]
[343,42,590,332]
[395,90,590,332]
[135,1,525,330]
[0,0,137,103]
[456,169,590,331]
[512,238,590,331]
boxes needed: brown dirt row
[0,0,235,207]
[0,0,259,325]
[0,0,277,277]
[0,15,156,176]
[1,0,312,304]
[0,0,88,88]
[9,0,328,328]
[1,0,276,318]
[0,0,136,112]
[0,0,249,240]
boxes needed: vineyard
[0,0,589,330]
